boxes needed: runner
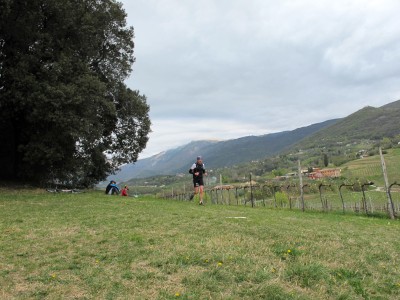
[189,156,207,205]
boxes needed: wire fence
[163,181,400,218]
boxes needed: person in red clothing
[121,185,129,196]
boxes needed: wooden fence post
[379,147,395,219]
[298,160,305,211]
[250,173,254,208]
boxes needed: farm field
[341,148,400,186]
[1,189,400,299]
[200,186,400,215]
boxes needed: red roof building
[308,168,341,179]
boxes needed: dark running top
[189,162,206,179]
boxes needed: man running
[189,156,207,205]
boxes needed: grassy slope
[1,189,400,299]
[296,103,400,149]
[341,148,400,186]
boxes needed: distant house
[308,168,341,179]
[357,149,368,158]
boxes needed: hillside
[109,140,219,181]
[107,119,338,182]
[106,99,400,184]
[341,148,400,186]
[202,120,340,167]
[294,100,400,149]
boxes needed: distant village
[275,167,341,181]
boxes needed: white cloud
[122,0,400,158]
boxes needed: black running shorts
[193,177,204,187]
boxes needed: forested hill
[294,100,400,149]
[200,119,339,168]
[108,119,339,182]
[106,100,400,183]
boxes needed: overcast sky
[120,0,400,159]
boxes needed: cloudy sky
[120,0,400,159]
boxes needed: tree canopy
[0,0,151,186]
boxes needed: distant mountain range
[107,119,339,182]
[107,100,400,183]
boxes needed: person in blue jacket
[105,180,120,195]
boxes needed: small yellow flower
[175,292,180,297]
[204,259,209,263]
[287,249,291,253]
[217,262,223,266]
[50,273,56,279]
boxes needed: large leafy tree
[0,0,151,186]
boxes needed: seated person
[121,186,129,196]
[105,180,120,195]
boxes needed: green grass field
[1,189,400,299]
